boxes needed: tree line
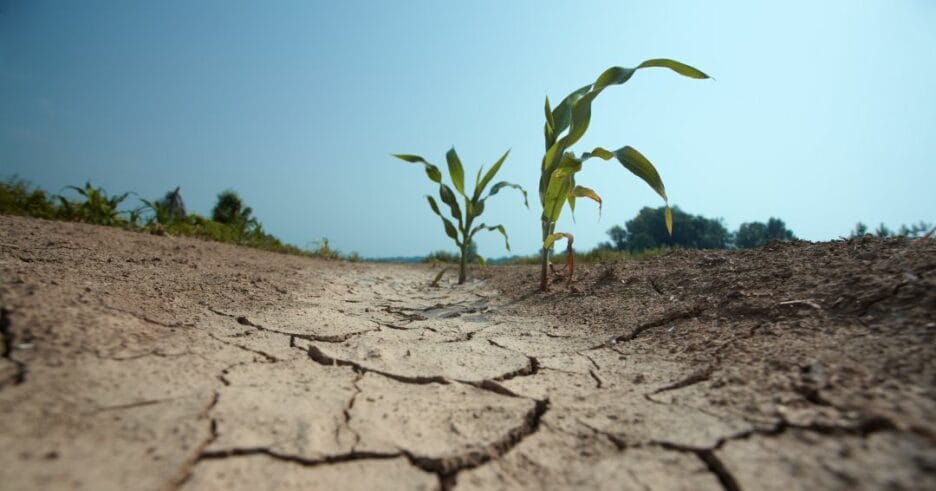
[597,206,795,252]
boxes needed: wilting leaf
[485,180,528,208]
[570,185,602,218]
[613,146,667,202]
[543,231,573,250]
[665,206,673,236]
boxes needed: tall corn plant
[539,59,709,291]
[395,148,528,284]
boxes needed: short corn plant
[538,59,709,290]
[395,148,528,284]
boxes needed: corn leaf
[473,198,485,217]
[543,231,573,249]
[544,96,555,145]
[570,185,602,218]
[474,149,511,201]
[581,146,614,161]
[438,184,463,227]
[593,66,638,91]
[560,90,599,150]
[665,206,673,236]
[551,84,591,139]
[542,154,582,223]
[485,181,528,208]
[394,154,443,183]
[612,146,667,202]
[445,148,466,196]
[470,223,511,251]
[426,195,461,245]
[637,58,710,79]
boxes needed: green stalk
[540,219,552,291]
[459,241,469,284]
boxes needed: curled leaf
[570,185,602,218]
[394,154,443,183]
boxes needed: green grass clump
[0,177,59,220]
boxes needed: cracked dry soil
[1,215,934,491]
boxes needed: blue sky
[2,1,934,257]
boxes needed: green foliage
[734,218,796,249]
[850,221,933,239]
[0,177,58,219]
[536,59,709,289]
[605,206,731,252]
[0,177,344,260]
[306,237,342,260]
[212,190,258,232]
[604,208,798,252]
[395,148,527,284]
[57,181,133,227]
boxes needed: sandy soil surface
[1,214,934,490]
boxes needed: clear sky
[2,1,934,258]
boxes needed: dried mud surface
[1,214,934,491]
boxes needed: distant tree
[606,206,731,252]
[212,190,257,231]
[607,225,628,251]
[734,217,796,248]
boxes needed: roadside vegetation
[0,176,355,260]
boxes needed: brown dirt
[1,214,934,490]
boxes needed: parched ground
[0,214,934,491]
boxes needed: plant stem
[539,220,552,291]
[458,242,468,284]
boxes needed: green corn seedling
[395,148,528,284]
[539,59,710,291]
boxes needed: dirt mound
[1,215,934,490]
